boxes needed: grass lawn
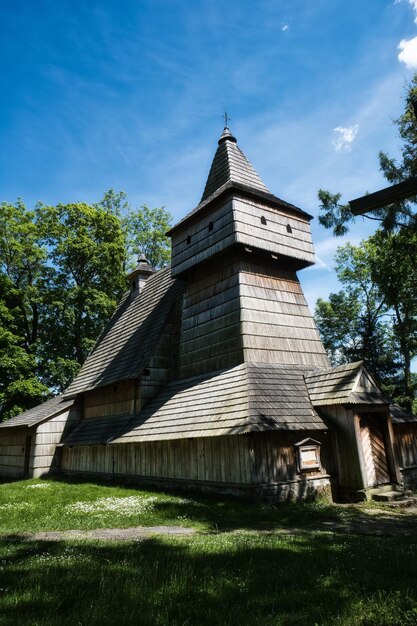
[1,477,417,625]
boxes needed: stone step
[372,490,410,502]
[368,483,403,495]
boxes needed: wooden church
[1,126,417,501]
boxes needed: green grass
[1,477,417,625]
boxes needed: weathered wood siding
[0,430,29,478]
[251,431,334,484]
[30,409,80,477]
[393,423,417,469]
[0,408,79,479]
[84,381,139,419]
[62,435,252,484]
[171,200,236,277]
[316,405,364,491]
[239,259,329,367]
[178,253,244,378]
[233,197,315,268]
[141,296,182,405]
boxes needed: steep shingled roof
[201,127,270,201]
[64,267,185,397]
[304,361,389,406]
[61,362,326,446]
[167,128,312,235]
[0,395,74,429]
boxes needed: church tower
[168,127,329,378]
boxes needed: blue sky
[1,0,417,312]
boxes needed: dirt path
[4,505,417,542]
[17,526,196,542]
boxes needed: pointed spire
[200,126,270,202]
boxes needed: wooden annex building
[1,127,417,501]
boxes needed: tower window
[260,216,267,225]
[286,224,293,233]
[208,221,213,232]
[187,235,192,244]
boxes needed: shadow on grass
[43,475,417,536]
[1,532,417,626]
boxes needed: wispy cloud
[332,124,359,151]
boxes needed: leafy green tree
[0,201,50,419]
[368,229,417,410]
[126,204,172,269]
[315,241,400,395]
[35,202,127,390]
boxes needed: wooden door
[359,414,390,487]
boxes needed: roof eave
[167,181,313,236]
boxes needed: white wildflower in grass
[66,496,159,516]
[24,483,51,489]
[0,502,31,511]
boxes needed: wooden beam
[349,177,417,215]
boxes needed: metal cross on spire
[223,109,231,128]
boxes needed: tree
[0,192,174,418]
[318,77,417,235]
[126,204,172,269]
[368,229,417,410]
[0,201,50,418]
[35,202,127,390]
[314,241,400,396]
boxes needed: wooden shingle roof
[0,395,74,430]
[304,361,389,406]
[167,129,312,235]
[61,362,326,446]
[390,403,417,424]
[201,127,270,202]
[64,267,185,397]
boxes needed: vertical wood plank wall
[394,424,417,468]
[178,252,244,378]
[30,409,80,477]
[0,409,79,479]
[239,258,329,368]
[0,431,29,477]
[62,435,252,484]
[84,381,139,419]
[316,406,364,490]
[251,431,334,484]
